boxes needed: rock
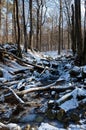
[51,62,58,69]
[0,70,3,77]
[70,112,80,123]
[56,109,66,121]
[64,63,71,70]
[46,109,56,120]
[69,66,81,77]
[7,123,21,130]
[0,122,9,130]
[0,123,21,130]
[35,116,44,123]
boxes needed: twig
[4,86,24,104]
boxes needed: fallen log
[48,87,86,111]
[0,49,45,70]
[17,79,74,96]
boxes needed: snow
[59,88,86,111]
[0,45,86,129]
[43,51,58,59]
[72,87,86,97]
[38,123,86,130]
[24,49,45,63]
[60,98,78,111]
[43,50,72,59]
[38,123,65,130]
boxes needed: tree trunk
[62,10,64,50]
[58,0,62,55]
[29,0,33,49]
[15,0,22,57]
[39,4,43,51]
[64,0,71,50]
[12,0,17,43]
[0,0,1,43]
[83,0,86,64]
[75,0,82,64]
[22,0,27,52]
[6,0,8,42]
[36,0,40,50]
[71,4,76,55]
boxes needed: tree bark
[83,0,86,64]
[64,0,71,50]
[0,0,1,43]
[12,0,17,43]
[58,0,62,55]
[22,0,27,52]
[15,0,22,57]
[71,4,76,55]
[29,0,33,49]
[75,0,82,63]
[36,0,40,50]
[6,0,8,42]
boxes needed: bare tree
[22,0,27,52]
[83,0,86,64]
[71,4,76,55]
[15,0,22,57]
[6,0,9,42]
[12,0,17,43]
[58,0,62,55]
[29,0,33,49]
[36,0,40,50]
[75,0,82,63]
[64,0,72,50]
[0,0,1,43]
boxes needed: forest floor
[0,43,86,130]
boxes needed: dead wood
[4,86,24,104]
[17,79,74,96]
[0,49,45,71]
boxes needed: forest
[0,0,86,130]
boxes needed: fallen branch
[0,49,44,70]
[17,81,57,96]
[17,79,74,96]
[4,86,24,104]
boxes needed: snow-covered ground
[43,50,72,59]
[0,44,86,130]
